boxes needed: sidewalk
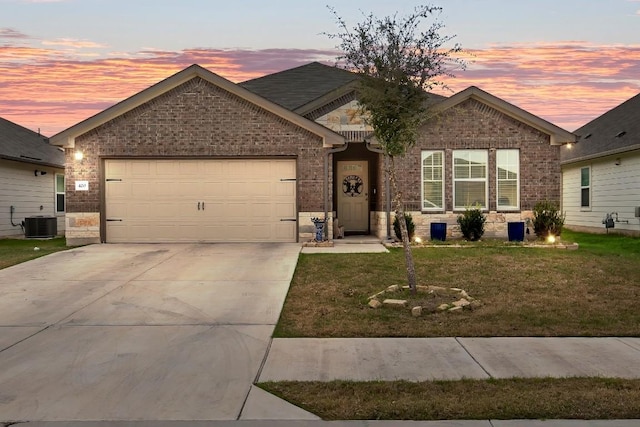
[248,337,640,422]
[259,337,640,382]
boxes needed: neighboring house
[0,117,65,238]
[51,63,576,245]
[560,92,640,236]
[243,62,576,240]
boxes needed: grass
[0,237,70,270]
[259,378,640,420]
[266,230,640,420]
[274,229,640,337]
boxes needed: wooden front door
[337,160,369,233]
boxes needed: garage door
[104,159,297,243]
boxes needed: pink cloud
[0,41,638,135]
[0,28,31,39]
[0,45,338,135]
[432,42,640,131]
[41,38,108,49]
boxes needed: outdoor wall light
[34,169,47,176]
[74,151,84,161]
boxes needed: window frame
[55,173,65,214]
[580,166,591,210]
[496,149,520,211]
[421,150,445,211]
[453,149,488,210]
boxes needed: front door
[337,160,369,233]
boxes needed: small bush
[457,205,486,241]
[533,200,565,238]
[393,213,415,241]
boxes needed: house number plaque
[75,180,89,191]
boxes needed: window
[421,151,444,210]
[496,149,519,210]
[453,150,487,209]
[580,166,590,208]
[55,174,65,213]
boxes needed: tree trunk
[388,155,417,294]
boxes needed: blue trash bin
[430,222,447,241]
[507,221,525,242]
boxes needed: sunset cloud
[0,28,31,39]
[0,40,638,136]
[432,42,640,131]
[41,38,108,49]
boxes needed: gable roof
[561,92,640,164]
[50,64,345,149]
[239,62,359,114]
[241,61,448,120]
[242,64,573,148]
[0,117,65,168]
[432,86,576,146]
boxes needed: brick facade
[368,98,562,240]
[66,77,328,242]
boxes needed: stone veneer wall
[64,77,327,244]
[372,210,535,241]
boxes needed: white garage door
[105,159,297,243]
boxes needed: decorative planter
[430,222,447,241]
[310,217,325,241]
[507,221,525,242]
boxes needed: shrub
[393,212,415,241]
[533,200,565,238]
[457,205,486,241]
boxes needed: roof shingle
[240,62,359,111]
[0,117,65,168]
[562,92,640,163]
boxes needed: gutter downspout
[324,142,349,240]
[366,141,392,241]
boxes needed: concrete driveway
[0,243,301,422]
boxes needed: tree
[327,5,465,293]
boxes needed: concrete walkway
[259,337,640,382]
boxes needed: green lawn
[0,237,70,270]
[274,229,640,337]
[260,378,640,421]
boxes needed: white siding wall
[0,159,65,238]
[562,151,640,234]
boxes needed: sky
[1,0,639,136]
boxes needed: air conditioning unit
[24,216,57,238]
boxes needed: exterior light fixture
[546,234,556,244]
[414,236,422,244]
[74,151,84,161]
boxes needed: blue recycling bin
[430,222,447,241]
[507,221,525,242]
